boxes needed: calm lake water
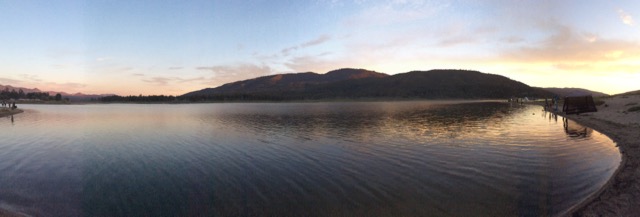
[0,101,620,216]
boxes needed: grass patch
[628,106,640,112]
[624,102,638,106]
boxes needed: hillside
[183,68,388,96]
[542,87,609,98]
[617,90,640,96]
[182,69,552,101]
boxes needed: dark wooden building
[563,94,597,114]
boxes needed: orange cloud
[503,23,640,63]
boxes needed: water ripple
[0,102,620,216]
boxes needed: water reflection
[0,103,620,217]
[215,102,523,142]
[541,110,592,138]
[563,118,592,138]
[542,110,559,123]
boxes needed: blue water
[0,101,620,216]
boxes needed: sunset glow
[1,0,638,95]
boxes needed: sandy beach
[563,94,640,216]
[0,108,23,118]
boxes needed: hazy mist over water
[0,102,620,216]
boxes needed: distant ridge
[617,89,640,96]
[543,87,609,98]
[0,84,114,101]
[182,68,551,100]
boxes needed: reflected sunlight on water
[0,101,620,216]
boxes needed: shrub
[628,106,640,112]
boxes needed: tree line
[96,94,289,103]
[97,95,178,103]
[0,87,63,101]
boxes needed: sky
[0,0,639,95]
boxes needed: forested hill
[183,68,388,96]
[182,69,552,101]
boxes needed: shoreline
[559,95,640,216]
[0,108,23,118]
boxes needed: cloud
[344,0,448,27]
[437,36,477,47]
[142,76,206,86]
[554,63,640,73]
[284,52,356,73]
[142,77,173,86]
[301,35,332,48]
[20,74,43,82]
[96,57,112,62]
[0,77,23,85]
[195,63,275,86]
[44,82,86,89]
[618,9,635,26]
[501,36,524,43]
[119,67,134,71]
[281,35,332,56]
[168,67,183,70]
[502,22,640,63]
[52,64,71,69]
[132,73,145,77]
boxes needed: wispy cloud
[302,35,332,48]
[284,52,354,73]
[281,35,332,56]
[195,63,275,86]
[344,0,448,27]
[45,82,86,89]
[142,77,173,86]
[119,67,134,71]
[501,36,525,44]
[168,67,183,70]
[20,74,43,82]
[618,9,635,26]
[554,62,640,73]
[0,77,23,85]
[197,63,272,76]
[502,21,640,63]
[142,76,206,86]
[437,36,477,47]
[96,57,112,62]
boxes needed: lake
[0,101,620,216]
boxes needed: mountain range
[0,84,113,101]
[182,68,552,100]
[3,68,624,102]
